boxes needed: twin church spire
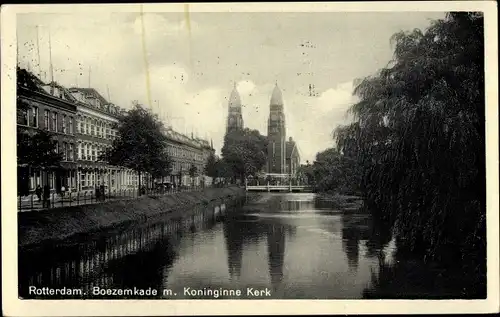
[226,81,284,134]
[225,81,300,176]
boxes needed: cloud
[236,80,256,96]
[132,13,204,39]
[284,81,357,162]
[313,81,357,119]
[16,11,441,163]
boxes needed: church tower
[226,83,244,133]
[267,83,287,174]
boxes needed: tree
[101,104,172,195]
[215,159,232,183]
[221,128,268,182]
[149,155,173,186]
[334,13,485,294]
[17,129,63,168]
[189,164,198,187]
[311,148,343,192]
[204,152,218,178]
[17,129,63,196]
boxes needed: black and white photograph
[1,2,498,316]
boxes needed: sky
[17,10,446,162]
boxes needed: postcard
[1,2,498,316]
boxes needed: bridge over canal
[245,184,313,193]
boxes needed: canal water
[18,193,478,299]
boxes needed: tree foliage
[333,12,485,289]
[17,129,63,168]
[221,128,268,181]
[296,161,315,185]
[102,104,172,189]
[204,152,219,178]
[189,164,198,178]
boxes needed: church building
[224,82,300,178]
[226,83,244,133]
[267,83,300,177]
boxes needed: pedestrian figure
[61,185,66,199]
[35,185,42,202]
[95,186,100,201]
[43,185,50,208]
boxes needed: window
[76,117,80,133]
[62,142,67,160]
[30,107,39,127]
[86,144,90,160]
[68,143,74,161]
[49,172,54,189]
[92,145,96,161]
[81,173,86,188]
[62,115,67,133]
[106,128,109,139]
[85,118,89,134]
[51,112,57,132]
[44,110,50,130]
[77,143,81,160]
[91,121,95,136]
[69,117,73,134]
[17,108,29,125]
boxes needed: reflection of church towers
[266,224,286,291]
[267,83,287,174]
[223,222,243,281]
[226,83,244,133]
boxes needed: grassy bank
[18,187,245,248]
[315,192,364,211]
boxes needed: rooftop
[163,126,213,150]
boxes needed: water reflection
[266,224,286,292]
[341,225,360,272]
[223,222,243,281]
[19,193,478,299]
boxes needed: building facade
[164,127,215,187]
[17,68,215,197]
[68,87,140,194]
[266,84,301,176]
[226,84,244,133]
[17,68,78,195]
[285,137,301,177]
[267,84,287,174]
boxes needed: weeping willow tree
[335,12,485,283]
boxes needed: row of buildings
[17,67,215,196]
[226,83,301,177]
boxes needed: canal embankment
[237,192,365,216]
[18,186,246,249]
[315,192,364,211]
